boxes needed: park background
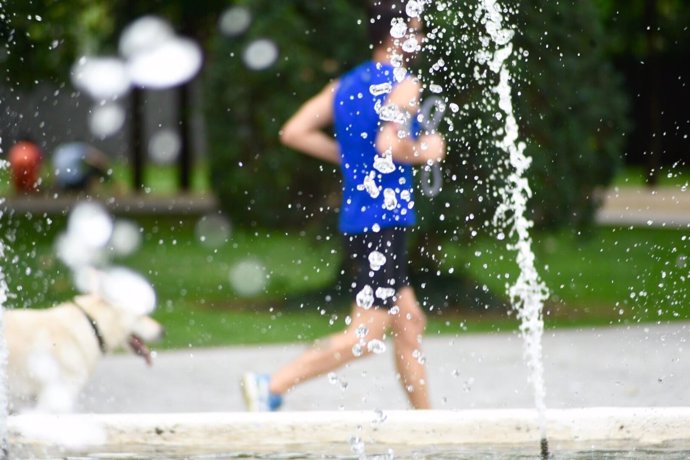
[0,0,688,349]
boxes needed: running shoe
[241,372,283,411]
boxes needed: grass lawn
[611,165,690,188]
[2,161,688,349]
[2,205,687,350]
[0,160,210,197]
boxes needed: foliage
[2,211,687,348]
[0,0,115,87]
[591,0,690,58]
[415,0,629,242]
[204,0,369,229]
[589,0,689,173]
[0,0,231,88]
[205,0,629,239]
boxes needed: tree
[110,0,227,190]
[0,0,115,88]
[592,0,690,184]
[206,0,629,233]
[205,0,369,229]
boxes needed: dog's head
[76,267,164,365]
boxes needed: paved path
[597,186,690,228]
[76,322,690,413]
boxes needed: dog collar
[74,301,107,354]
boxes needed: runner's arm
[375,79,445,165]
[280,81,340,165]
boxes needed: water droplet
[367,339,387,354]
[429,83,443,94]
[375,287,395,300]
[368,251,386,271]
[383,188,398,210]
[373,152,396,174]
[402,36,419,53]
[389,18,407,39]
[405,0,425,18]
[394,66,408,82]
[378,104,408,124]
[356,285,375,309]
[357,171,380,199]
[349,436,366,456]
[369,82,392,96]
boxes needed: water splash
[0,194,8,456]
[476,0,550,444]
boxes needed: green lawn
[2,161,688,349]
[0,160,210,196]
[442,227,688,326]
[1,207,687,349]
[612,165,690,188]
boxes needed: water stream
[0,190,9,456]
[475,0,550,448]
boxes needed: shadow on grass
[281,265,509,316]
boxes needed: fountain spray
[0,185,9,459]
[475,1,551,457]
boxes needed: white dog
[4,267,164,413]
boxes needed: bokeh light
[70,56,130,100]
[228,258,266,296]
[109,219,143,258]
[89,102,126,138]
[119,16,175,59]
[243,39,278,71]
[195,213,232,248]
[127,36,202,89]
[148,128,181,164]
[219,6,251,37]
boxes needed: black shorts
[343,226,410,310]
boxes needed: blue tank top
[334,61,416,234]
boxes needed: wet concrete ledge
[9,408,690,457]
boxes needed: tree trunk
[177,82,192,191]
[131,86,145,192]
[644,0,662,187]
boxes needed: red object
[8,141,42,192]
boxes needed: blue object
[333,61,416,234]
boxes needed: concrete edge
[9,407,690,454]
